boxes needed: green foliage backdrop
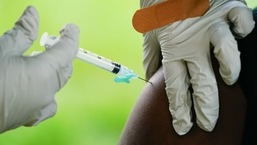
[0,1,256,145]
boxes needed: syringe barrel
[77,49,135,76]
[77,49,121,74]
[40,32,135,76]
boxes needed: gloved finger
[186,56,219,132]
[210,22,240,85]
[0,6,39,56]
[24,99,57,127]
[162,60,193,135]
[228,7,255,38]
[142,32,162,80]
[0,97,57,133]
[15,5,39,41]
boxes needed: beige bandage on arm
[133,0,210,33]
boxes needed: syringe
[40,32,151,84]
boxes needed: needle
[138,76,153,84]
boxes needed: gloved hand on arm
[137,0,255,135]
[0,6,79,133]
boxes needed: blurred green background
[0,1,256,145]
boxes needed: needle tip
[138,77,153,84]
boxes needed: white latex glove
[0,6,79,133]
[141,0,255,135]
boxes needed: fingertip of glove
[60,23,80,35]
[65,23,80,29]
[25,5,38,16]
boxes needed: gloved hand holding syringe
[39,32,152,84]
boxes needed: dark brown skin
[119,53,247,145]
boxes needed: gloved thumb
[42,23,79,66]
[34,23,80,88]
